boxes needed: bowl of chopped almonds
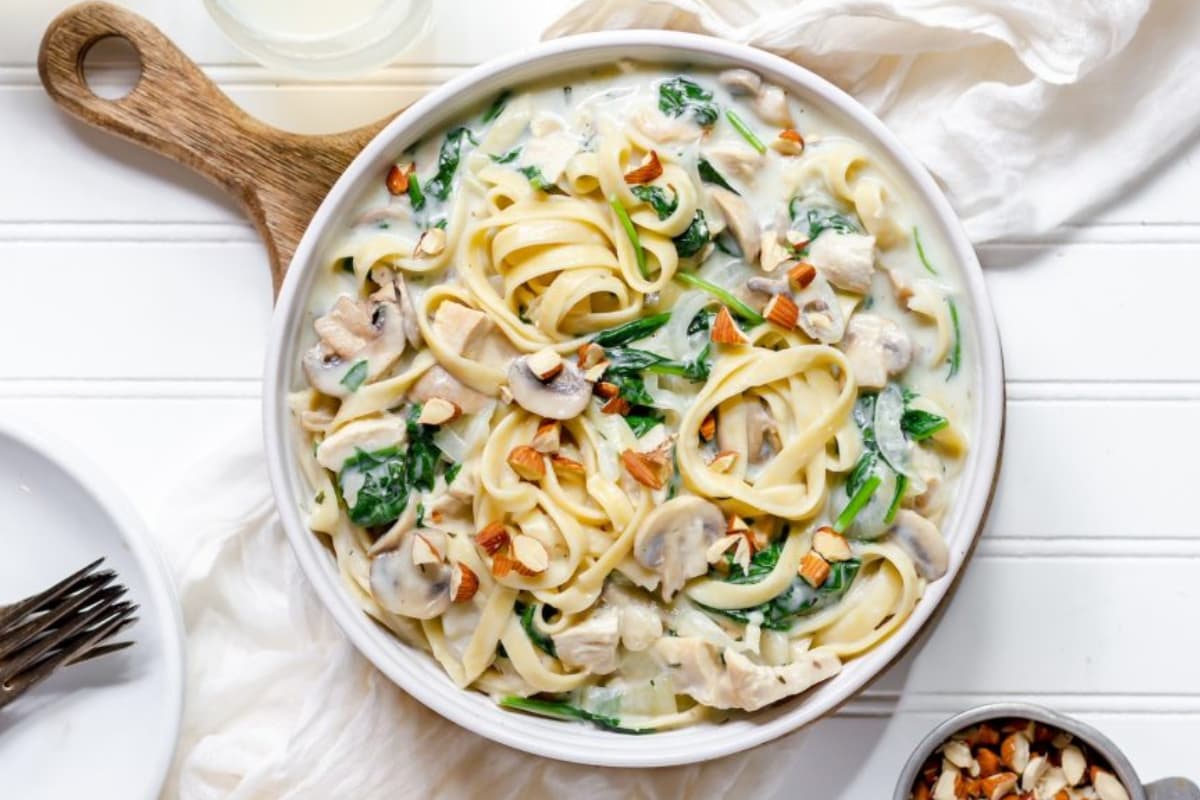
[896,703,1199,800]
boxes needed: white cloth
[546,0,1200,241]
[163,3,1200,796]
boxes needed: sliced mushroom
[807,232,877,294]
[703,142,763,183]
[410,365,491,415]
[718,68,762,97]
[753,84,793,128]
[654,636,842,711]
[709,187,761,265]
[841,313,913,390]
[633,496,725,601]
[717,398,779,465]
[369,529,453,619]
[369,269,423,349]
[303,294,409,398]
[550,606,621,675]
[746,276,789,296]
[506,356,591,420]
[794,272,847,344]
[888,509,948,581]
[315,415,407,472]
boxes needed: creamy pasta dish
[290,64,971,732]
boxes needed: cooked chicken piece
[315,296,375,358]
[703,142,763,183]
[521,130,578,184]
[807,232,877,294]
[841,313,913,389]
[315,415,407,472]
[633,105,703,143]
[552,607,621,675]
[410,365,491,414]
[654,637,842,711]
[432,301,490,357]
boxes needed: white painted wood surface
[4,0,1199,794]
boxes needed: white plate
[0,418,184,799]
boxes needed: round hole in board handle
[80,34,141,100]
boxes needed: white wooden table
[5,1,1199,795]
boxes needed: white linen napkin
[162,2,1200,795]
[546,0,1200,241]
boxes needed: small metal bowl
[893,703,1200,800]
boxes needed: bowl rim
[891,703,1146,800]
[263,29,1006,767]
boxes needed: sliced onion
[663,290,712,360]
[642,373,689,417]
[874,383,913,477]
[433,400,495,463]
[836,465,896,540]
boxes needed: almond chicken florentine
[290,63,972,732]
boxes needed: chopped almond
[708,450,738,473]
[386,162,413,195]
[601,396,631,415]
[798,551,830,587]
[414,226,446,258]
[699,411,717,442]
[527,347,564,381]
[912,785,930,800]
[550,454,586,477]
[772,128,805,156]
[531,419,561,454]
[621,449,664,490]
[584,362,610,383]
[1001,733,1030,772]
[710,306,748,345]
[976,748,1003,779]
[511,535,549,576]
[450,563,479,603]
[491,552,516,578]
[417,397,461,426]
[812,526,852,562]
[727,515,750,534]
[411,534,442,567]
[594,381,620,400]
[979,773,1017,800]
[507,445,545,481]
[785,230,810,250]
[764,293,799,330]
[623,150,663,184]
[705,534,742,565]
[788,261,817,290]
[475,521,510,555]
[577,342,607,369]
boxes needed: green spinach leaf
[630,184,678,220]
[673,210,710,257]
[657,77,718,127]
[624,412,664,438]
[482,90,511,124]
[698,158,737,194]
[423,126,477,202]
[339,447,409,528]
[901,409,948,441]
[499,695,650,734]
[591,312,671,348]
[703,559,861,631]
[517,602,557,657]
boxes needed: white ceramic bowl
[264,31,1005,767]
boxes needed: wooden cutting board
[37,1,399,295]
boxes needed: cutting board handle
[38,1,393,294]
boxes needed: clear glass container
[204,0,432,78]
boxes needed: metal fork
[0,558,138,709]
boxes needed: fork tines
[0,558,138,709]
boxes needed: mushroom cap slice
[507,356,591,420]
[634,496,726,601]
[889,509,948,581]
[709,187,761,266]
[842,313,913,390]
[753,84,794,128]
[369,528,453,619]
[718,68,762,96]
